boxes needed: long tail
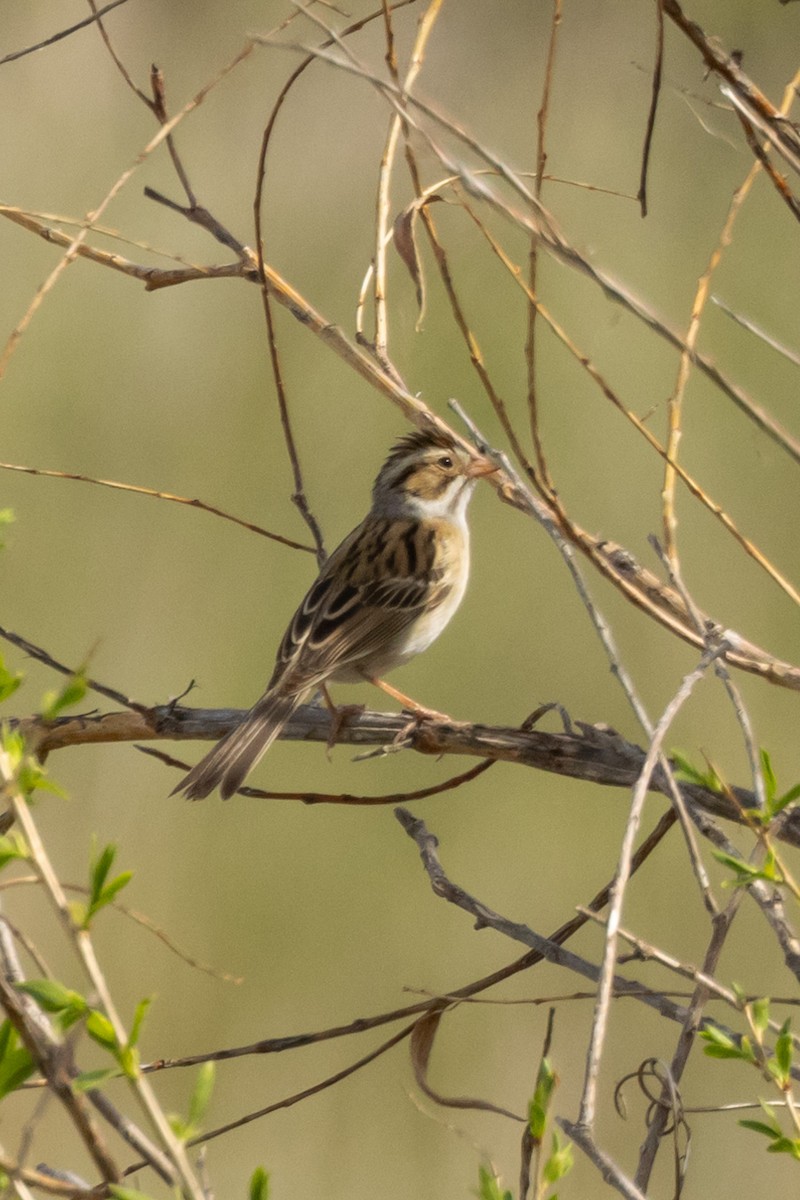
[171,690,303,801]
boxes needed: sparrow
[172,428,496,799]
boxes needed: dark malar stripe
[402,525,418,576]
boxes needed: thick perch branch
[11,703,793,845]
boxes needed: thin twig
[3,777,204,1200]
[270,29,800,468]
[635,895,742,1190]
[577,642,729,1132]
[711,295,800,368]
[661,65,800,568]
[0,624,147,714]
[252,3,421,564]
[0,460,315,553]
[0,0,132,66]
[526,0,561,488]
[0,39,258,382]
[372,0,443,364]
[637,0,664,217]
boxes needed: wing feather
[270,517,452,692]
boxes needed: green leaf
[89,843,116,908]
[118,1044,140,1080]
[740,1119,783,1139]
[40,672,88,722]
[476,1164,511,1200]
[86,1009,117,1051]
[766,1137,800,1159]
[249,1167,270,1200]
[0,1020,36,1099]
[773,1019,793,1085]
[16,978,87,1017]
[128,997,151,1049]
[699,1024,737,1051]
[73,1067,119,1092]
[543,1132,574,1184]
[0,656,23,704]
[760,748,777,808]
[68,900,88,927]
[700,1025,754,1062]
[0,1045,36,1100]
[750,997,770,1036]
[17,759,65,799]
[0,832,29,869]
[774,782,800,815]
[188,1061,215,1128]
[0,726,25,770]
[712,849,782,888]
[529,1056,556,1140]
[0,509,13,551]
[83,843,132,927]
[97,870,133,909]
[671,752,722,792]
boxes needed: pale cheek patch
[405,477,473,521]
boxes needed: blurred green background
[2,1,800,1196]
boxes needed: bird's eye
[437,456,453,470]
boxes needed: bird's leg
[320,684,365,756]
[363,675,455,724]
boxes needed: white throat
[402,476,476,524]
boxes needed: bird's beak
[465,454,499,480]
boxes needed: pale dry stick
[556,1121,647,1200]
[650,535,767,812]
[0,909,51,979]
[0,931,122,1186]
[273,28,800,469]
[0,205,250,290]
[581,908,780,1024]
[636,891,744,1191]
[468,213,800,610]
[0,204,217,266]
[526,0,562,490]
[0,914,70,1172]
[521,1006,556,1200]
[577,641,729,1134]
[636,0,664,218]
[252,6,424,563]
[0,0,131,66]
[0,775,205,1200]
[358,168,530,337]
[22,701,799,845]
[700,812,800,983]
[87,0,153,106]
[177,1023,417,1154]
[661,67,800,567]
[0,38,258,382]
[451,402,716,911]
[0,622,147,716]
[720,82,800,178]
[372,0,444,363]
[712,295,800,368]
[0,461,315,553]
[395,807,698,1025]
[0,1155,92,1199]
[396,799,789,1152]
[141,809,680,1078]
[0,875,243,983]
[4,901,179,1192]
[663,0,800,167]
